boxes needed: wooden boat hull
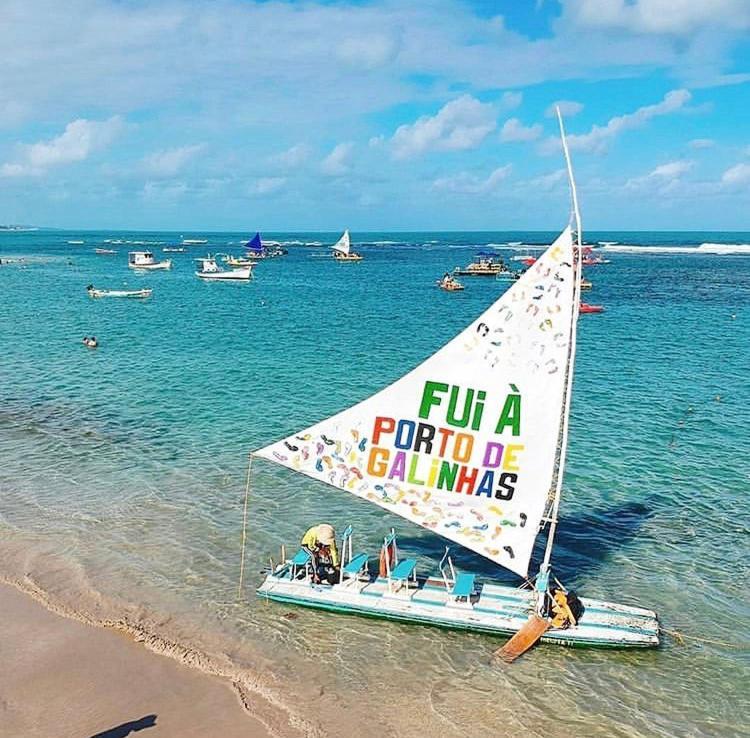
[195,269,251,280]
[87,289,152,298]
[257,570,659,649]
[453,269,499,276]
[128,261,172,270]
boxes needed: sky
[0,0,749,231]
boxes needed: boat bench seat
[343,553,369,575]
[452,573,475,598]
[391,558,417,581]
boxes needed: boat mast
[540,109,583,573]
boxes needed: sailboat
[331,230,363,261]
[248,113,659,650]
[244,232,265,259]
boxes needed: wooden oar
[493,614,551,663]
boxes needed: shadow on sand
[88,714,157,738]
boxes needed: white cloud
[433,165,512,194]
[141,144,203,177]
[545,100,584,118]
[500,118,542,143]
[529,168,567,190]
[721,163,750,186]
[688,138,715,149]
[249,176,286,195]
[500,91,523,110]
[1,116,123,177]
[544,89,692,154]
[625,159,693,191]
[272,143,311,168]
[651,160,693,178]
[565,0,750,36]
[390,95,496,159]
[321,142,354,176]
[141,180,188,199]
[336,34,399,69]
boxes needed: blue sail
[244,232,263,252]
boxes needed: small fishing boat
[128,251,172,270]
[454,253,509,277]
[248,110,659,655]
[580,279,593,291]
[437,274,465,291]
[182,238,208,245]
[222,254,257,268]
[163,246,186,253]
[580,302,604,313]
[331,230,363,261]
[95,248,117,255]
[87,284,152,299]
[195,256,252,281]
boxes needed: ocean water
[1,230,749,738]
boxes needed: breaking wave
[600,243,750,255]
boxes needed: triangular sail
[331,230,350,256]
[255,228,577,578]
[244,233,263,253]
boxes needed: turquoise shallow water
[1,230,749,737]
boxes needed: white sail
[255,227,576,578]
[331,230,351,256]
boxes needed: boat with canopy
[454,253,511,277]
[331,230,363,261]
[247,112,659,652]
[128,251,172,270]
[195,256,252,281]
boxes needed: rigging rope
[661,627,741,649]
[237,453,253,599]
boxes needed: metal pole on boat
[540,110,584,577]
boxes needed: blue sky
[0,0,749,231]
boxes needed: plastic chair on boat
[381,530,417,595]
[338,525,370,588]
[288,548,313,580]
[439,547,476,608]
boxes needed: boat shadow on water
[394,499,654,588]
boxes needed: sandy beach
[0,582,269,738]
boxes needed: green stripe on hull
[257,589,657,649]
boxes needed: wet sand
[0,582,270,738]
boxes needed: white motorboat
[87,285,152,299]
[195,256,252,281]
[163,246,186,253]
[128,251,172,270]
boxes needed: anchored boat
[331,230,363,261]
[222,254,257,268]
[249,112,659,651]
[128,251,172,270]
[87,285,152,299]
[453,253,508,276]
[195,256,252,281]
